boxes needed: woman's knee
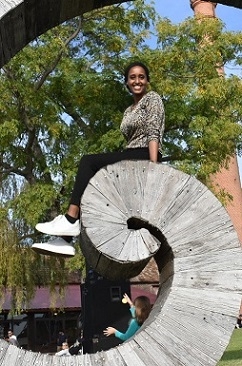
[79,153,99,172]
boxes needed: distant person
[56,330,67,352]
[103,293,151,341]
[69,333,83,355]
[55,342,71,356]
[235,314,242,329]
[6,330,19,347]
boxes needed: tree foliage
[0,0,242,310]
[151,16,242,184]
[0,0,158,311]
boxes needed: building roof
[1,285,81,311]
[1,282,158,311]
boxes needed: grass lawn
[217,329,242,366]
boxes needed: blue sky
[152,0,242,31]
[151,0,242,179]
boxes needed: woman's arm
[145,92,165,160]
[148,140,159,162]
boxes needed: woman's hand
[103,327,116,337]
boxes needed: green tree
[0,0,157,311]
[148,16,242,184]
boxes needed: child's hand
[122,293,133,306]
[103,327,116,337]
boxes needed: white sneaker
[35,215,80,236]
[32,237,75,257]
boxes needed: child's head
[133,296,151,325]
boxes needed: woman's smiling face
[126,66,149,97]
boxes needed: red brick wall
[211,155,242,244]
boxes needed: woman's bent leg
[70,148,150,206]
[32,148,150,256]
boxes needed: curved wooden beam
[1,161,241,364]
[0,0,128,68]
[79,161,242,365]
[0,162,242,364]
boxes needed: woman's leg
[69,148,151,208]
[33,148,152,256]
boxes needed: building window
[110,287,121,302]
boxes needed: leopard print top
[120,91,165,150]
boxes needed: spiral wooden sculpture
[1,0,242,363]
[79,160,242,365]
[0,161,242,364]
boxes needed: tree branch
[35,17,83,91]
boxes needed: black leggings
[70,148,162,206]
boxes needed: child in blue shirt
[103,293,151,342]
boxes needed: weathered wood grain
[80,161,242,365]
[81,161,169,279]
[0,161,241,365]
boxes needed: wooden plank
[0,343,39,366]
[141,163,190,225]
[0,3,25,62]
[132,332,177,366]
[145,306,234,365]
[89,349,126,366]
[0,340,9,363]
[84,226,159,261]
[86,167,130,210]
[34,0,61,36]
[106,160,148,215]
[173,268,242,292]
[136,324,217,366]
[162,287,241,317]
[117,342,151,366]
[174,247,242,273]
[82,185,129,223]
